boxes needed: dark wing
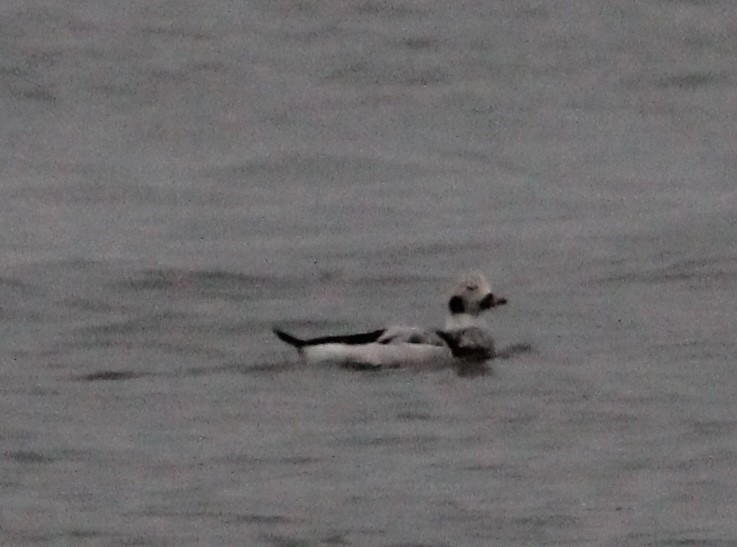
[273,327,386,348]
[377,326,446,346]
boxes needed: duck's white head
[445,272,507,329]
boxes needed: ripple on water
[71,370,153,382]
[592,257,737,287]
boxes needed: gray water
[2,1,737,545]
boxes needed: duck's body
[273,326,453,369]
[302,339,453,370]
[273,272,507,369]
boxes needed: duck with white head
[273,271,507,369]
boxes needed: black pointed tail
[272,328,307,348]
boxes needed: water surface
[1,1,737,545]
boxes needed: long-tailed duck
[273,272,507,369]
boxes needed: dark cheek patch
[448,295,465,314]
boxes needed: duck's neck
[445,313,487,330]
